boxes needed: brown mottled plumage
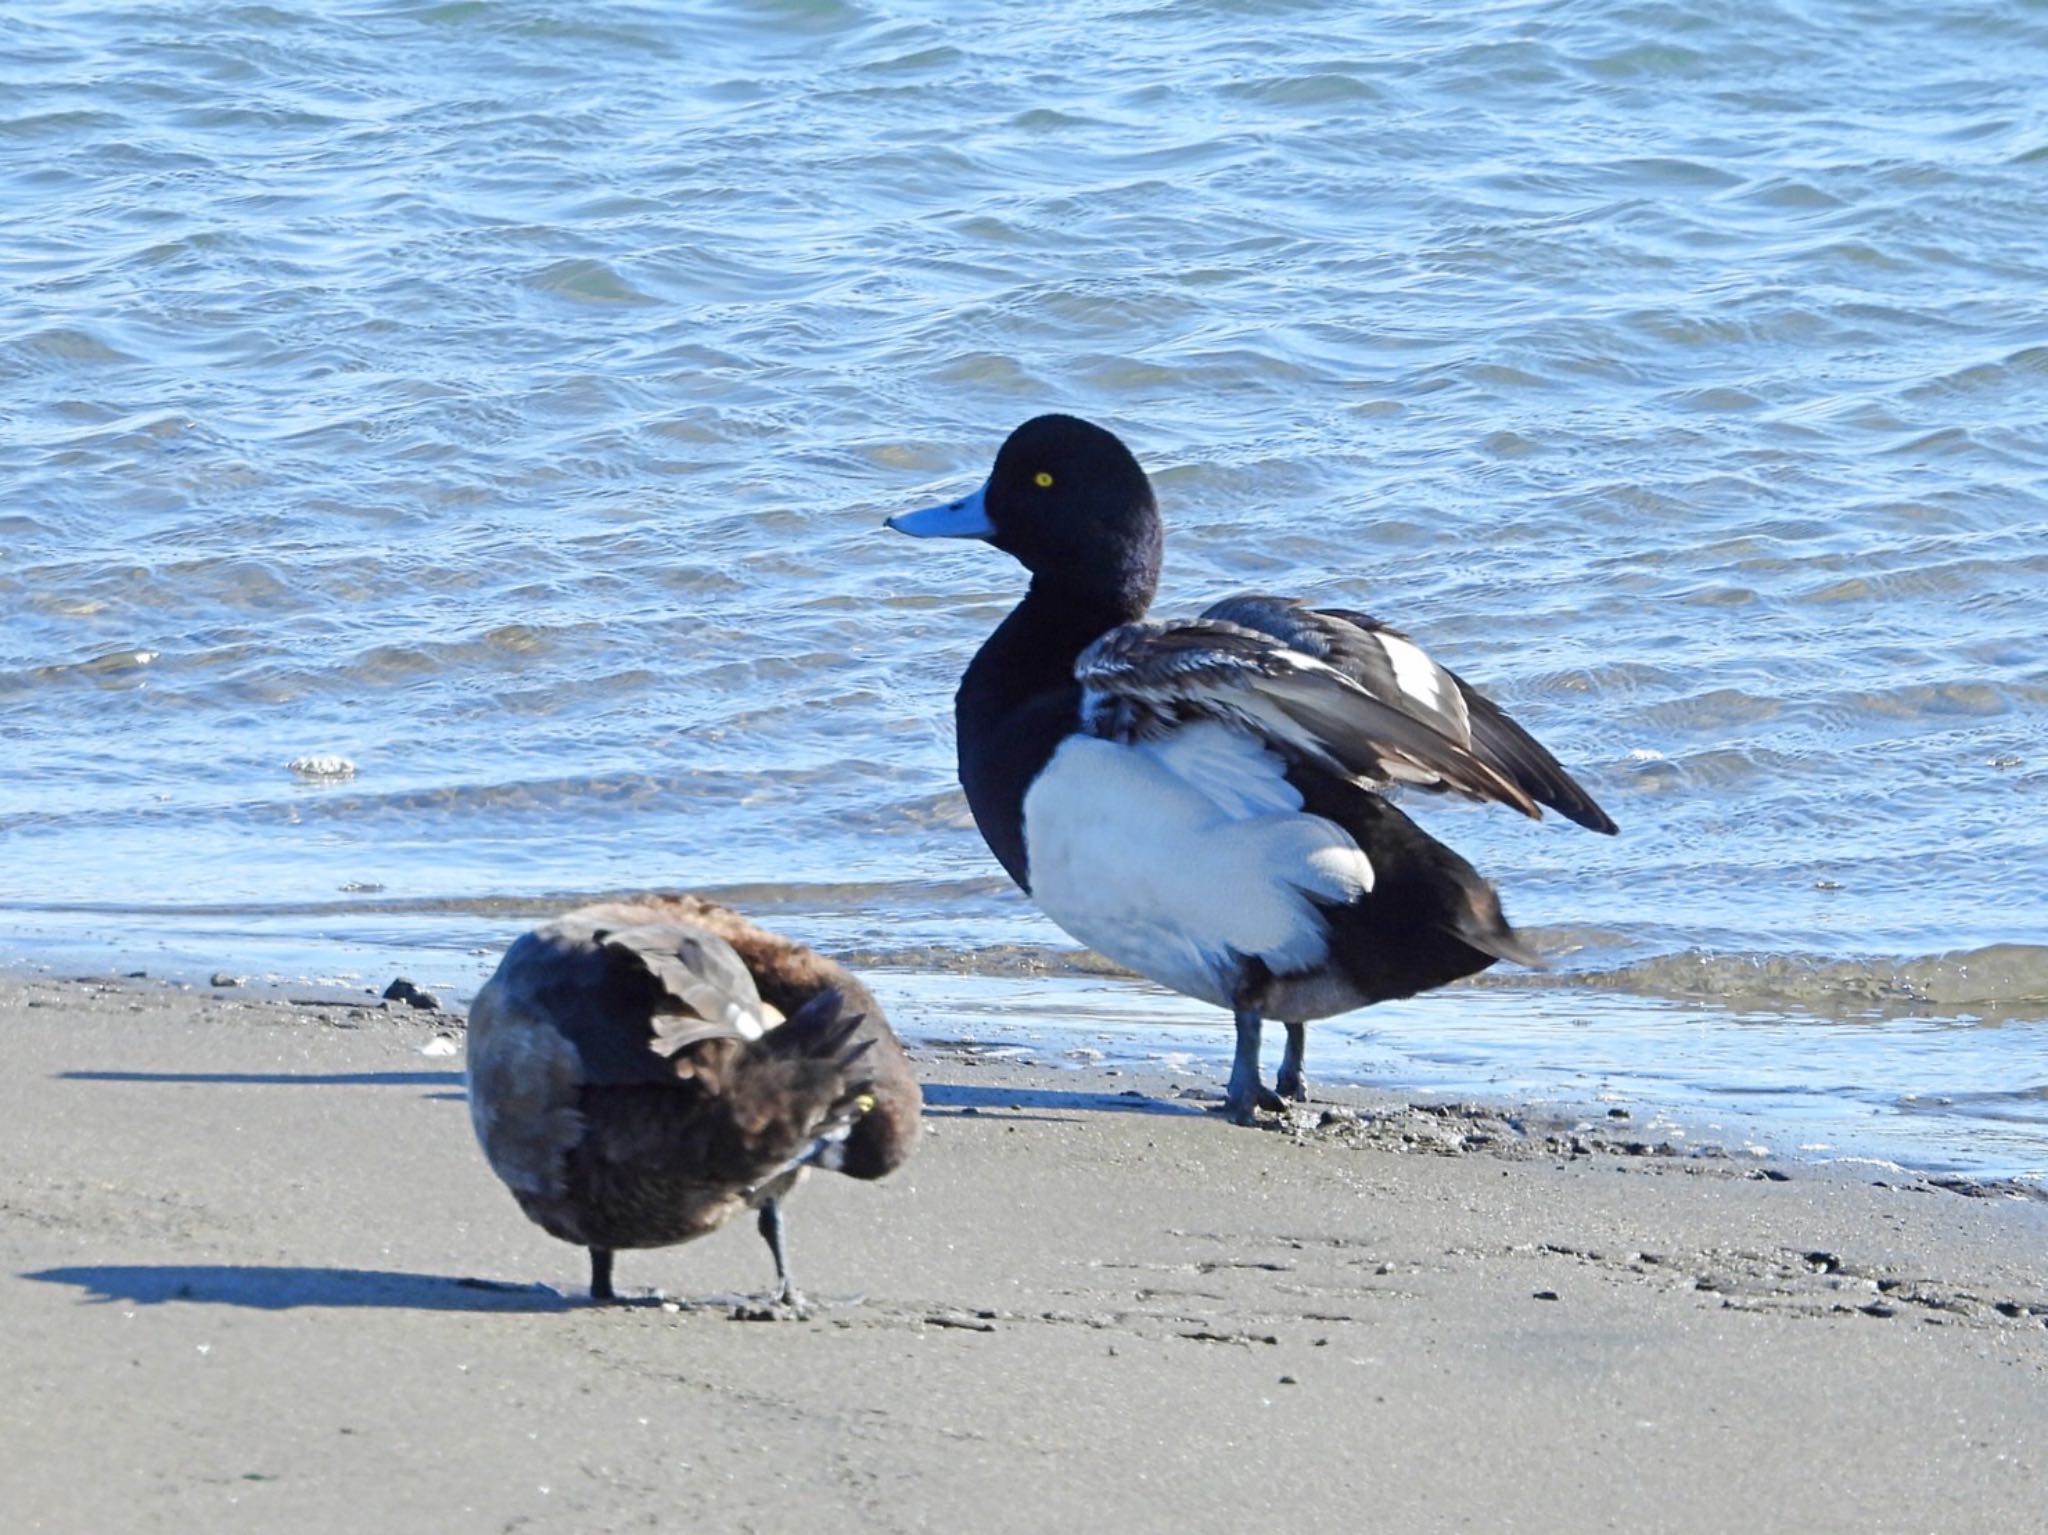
[466,897,920,1308]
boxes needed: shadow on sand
[23,1263,574,1312]
[60,1069,463,1089]
[920,1082,1207,1120]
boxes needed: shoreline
[4,971,2046,1531]
[7,940,2045,1188]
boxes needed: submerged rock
[288,754,356,781]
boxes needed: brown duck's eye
[1034,471,1054,488]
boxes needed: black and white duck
[887,414,1615,1124]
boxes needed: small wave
[1556,943,2048,1018]
[525,258,659,306]
[839,942,1129,979]
[1896,1087,2048,1128]
[2,326,140,365]
[0,877,1015,924]
[2,650,162,697]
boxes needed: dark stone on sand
[1533,1290,1560,1301]
[382,978,441,1010]
[210,972,241,988]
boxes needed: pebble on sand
[383,978,442,1010]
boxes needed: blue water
[3,0,2046,1175]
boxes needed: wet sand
[3,972,2045,1533]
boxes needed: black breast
[956,682,1080,891]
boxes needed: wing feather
[504,916,770,1087]
[1074,618,1542,819]
[1201,595,1472,744]
[1195,595,1617,835]
[1314,606,1618,835]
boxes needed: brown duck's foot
[730,1289,866,1317]
[589,1246,617,1303]
[730,1289,812,1322]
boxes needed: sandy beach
[3,969,2044,1534]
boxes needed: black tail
[1447,903,1547,970]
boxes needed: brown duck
[466,896,920,1308]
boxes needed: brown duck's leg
[1276,1022,1309,1102]
[757,1198,805,1311]
[589,1246,616,1303]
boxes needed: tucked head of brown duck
[622,894,924,1179]
[743,981,919,1181]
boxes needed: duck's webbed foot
[1275,1021,1310,1103]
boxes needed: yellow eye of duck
[1034,471,1054,488]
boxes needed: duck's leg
[589,1246,616,1303]
[757,1198,807,1312]
[1276,1022,1310,1102]
[1224,1008,1265,1125]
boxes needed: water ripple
[3,0,2046,1169]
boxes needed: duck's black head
[888,414,1163,617]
